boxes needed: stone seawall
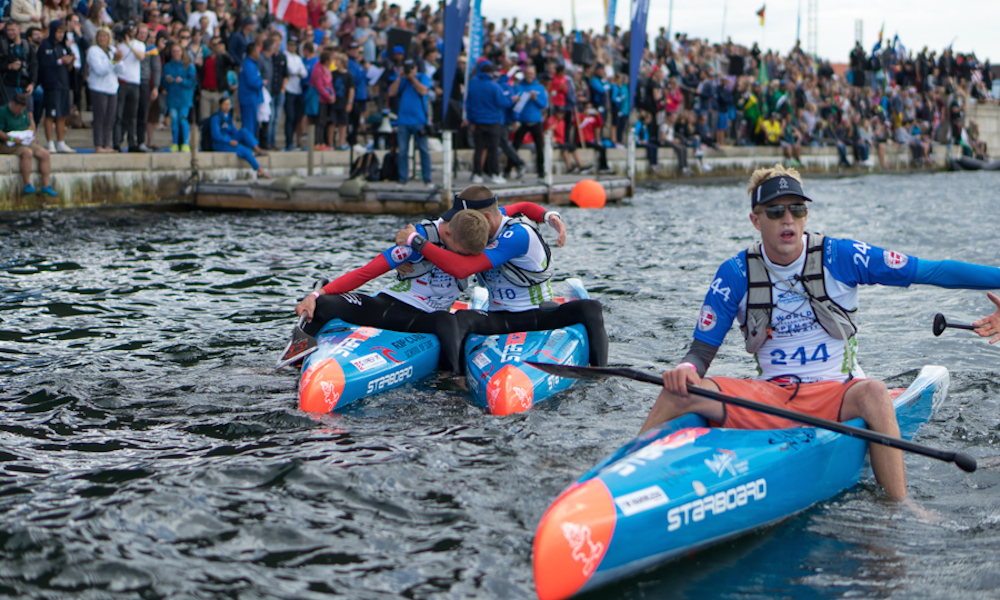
[2,102,996,212]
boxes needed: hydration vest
[484,214,553,288]
[740,232,858,354]
[397,219,469,291]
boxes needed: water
[1,172,999,599]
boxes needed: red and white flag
[269,0,308,28]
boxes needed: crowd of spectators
[0,0,995,193]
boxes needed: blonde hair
[746,163,803,197]
[449,210,490,255]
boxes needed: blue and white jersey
[378,220,462,312]
[478,215,554,312]
[694,236,918,382]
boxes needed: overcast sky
[479,0,997,63]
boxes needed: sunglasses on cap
[761,203,808,220]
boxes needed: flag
[607,0,617,32]
[442,0,471,127]
[756,5,765,26]
[628,0,650,116]
[269,0,307,28]
[462,0,483,116]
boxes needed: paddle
[523,361,978,473]
[274,279,328,370]
[933,313,978,337]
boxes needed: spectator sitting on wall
[761,112,782,146]
[465,60,511,185]
[0,93,57,196]
[575,102,610,174]
[388,58,432,187]
[211,94,269,179]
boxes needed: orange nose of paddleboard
[486,364,534,415]
[533,479,617,600]
[299,359,346,413]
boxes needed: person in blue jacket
[238,42,264,138]
[163,43,196,152]
[211,95,269,179]
[496,71,526,180]
[465,61,511,185]
[512,66,549,179]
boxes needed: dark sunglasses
[762,203,808,220]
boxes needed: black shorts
[43,88,71,118]
[330,107,349,125]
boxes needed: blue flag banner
[340,0,349,14]
[607,0,617,32]
[442,0,471,127]
[628,0,650,114]
[463,0,483,107]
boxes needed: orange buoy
[569,179,607,209]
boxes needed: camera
[403,59,415,76]
[113,21,135,42]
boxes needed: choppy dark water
[1,172,999,599]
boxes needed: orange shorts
[705,377,863,430]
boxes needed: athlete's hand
[972,291,1000,344]
[661,365,701,398]
[548,215,567,247]
[295,295,317,321]
[395,224,417,246]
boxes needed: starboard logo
[667,478,767,531]
[697,305,717,331]
[883,250,908,269]
[704,449,749,477]
[561,522,604,576]
[778,177,789,190]
[321,381,341,407]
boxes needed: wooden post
[544,129,554,190]
[307,124,315,176]
[442,130,453,207]
[627,128,636,197]
[190,123,200,174]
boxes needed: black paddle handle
[687,383,977,472]
[529,363,978,473]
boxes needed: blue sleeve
[913,259,1000,290]
[535,87,548,109]
[482,224,531,268]
[183,65,196,89]
[692,254,748,348]
[823,237,918,287]
[210,114,231,145]
[380,224,428,268]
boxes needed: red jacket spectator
[576,111,603,144]
[550,73,568,108]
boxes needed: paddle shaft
[944,322,977,331]
[523,362,977,472]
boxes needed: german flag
[756,5,765,26]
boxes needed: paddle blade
[275,325,318,369]
[954,452,978,473]
[933,313,948,337]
